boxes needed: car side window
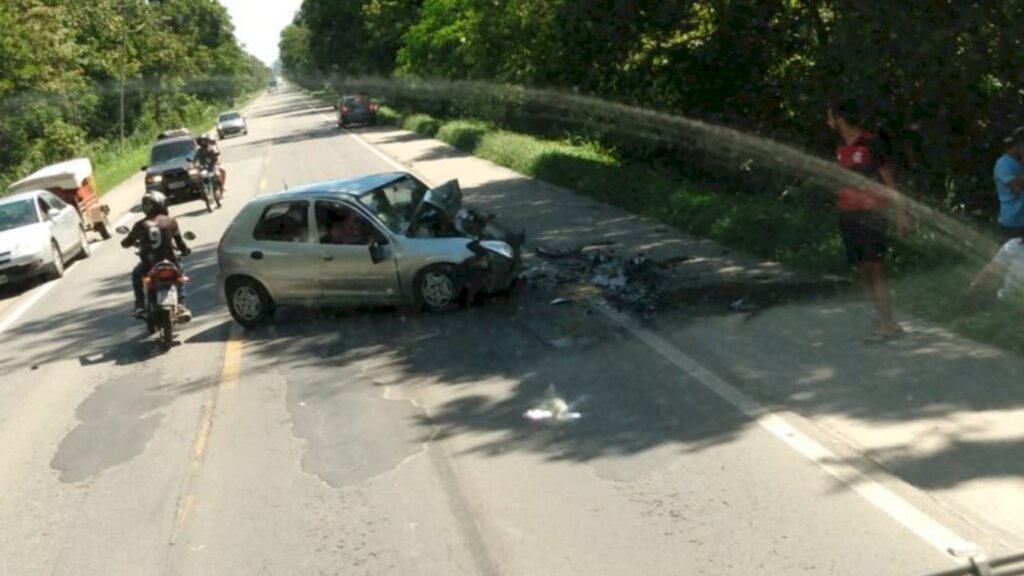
[36,197,52,218]
[43,193,68,211]
[315,201,375,246]
[253,201,310,243]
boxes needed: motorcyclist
[195,134,226,194]
[121,191,192,321]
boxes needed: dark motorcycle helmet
[142,191,169,217]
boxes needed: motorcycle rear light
[153,269,180,281]
[369,104,377,112]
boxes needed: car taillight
[342,105,350,113]
[369,104,377,112]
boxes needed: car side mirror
[141,165,148,171]
[183,231,196,241]
[46,208,61,220]
[115,225,130,235]
[369,238,389,264]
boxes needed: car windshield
[0,199,39,232]
[357,175,428,234]
[150,140,196,164]
[220,113,241,121]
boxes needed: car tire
[415,265,462,314]
[227,277,273,328]
[76,226,91,260]
[47,241,65,280]
[217,130,224,140]
[158,309,173,351]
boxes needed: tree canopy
[0,0,269,187]
[280,1,1024,213]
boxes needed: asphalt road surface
[0,88,983,575]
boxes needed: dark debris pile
[526,244,685,317]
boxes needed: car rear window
[220,113,241,121]
[253,201,310,243]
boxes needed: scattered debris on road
[528,245,671,317]
[524,384,585,422]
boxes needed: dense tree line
[281,1,1024,215]
[0,0,269,187]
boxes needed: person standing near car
[827,98,911,342]
[993,127,1024,241]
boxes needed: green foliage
[0,0,270,190]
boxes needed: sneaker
[177,306,193,323]
[132,307,145,318]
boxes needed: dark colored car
[157,128,191,141]
[141,136,204,204]
[337,95,377,128]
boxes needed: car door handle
[250,250,264,260]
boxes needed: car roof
[0,190,44,205]
[257,172,410,203]
[219,111,241,116]
[153,136,196,146]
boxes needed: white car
[0,190,90,287]
[216,111,248,139]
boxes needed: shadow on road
[2,245,223,371]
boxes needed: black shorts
[839,210,888,263]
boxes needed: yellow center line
[220,323,245,390]
[170,102,279,548]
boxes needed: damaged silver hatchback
[217,171,525,327]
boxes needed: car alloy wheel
[419,267,458,311]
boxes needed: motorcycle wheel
[202,185,212,213]
[213,182,222,208]
[158,309,173,351]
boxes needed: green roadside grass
[92,90,264,196]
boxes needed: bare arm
[969,261,1004,294]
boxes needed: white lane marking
[0,279,61,336]
[340,128,407,172]
[597,306,976,562]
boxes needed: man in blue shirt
[994,128,1024,241]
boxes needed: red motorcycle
[142,259,190,351]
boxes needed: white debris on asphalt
[524,384,586,422]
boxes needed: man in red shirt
[827,99,910,342]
